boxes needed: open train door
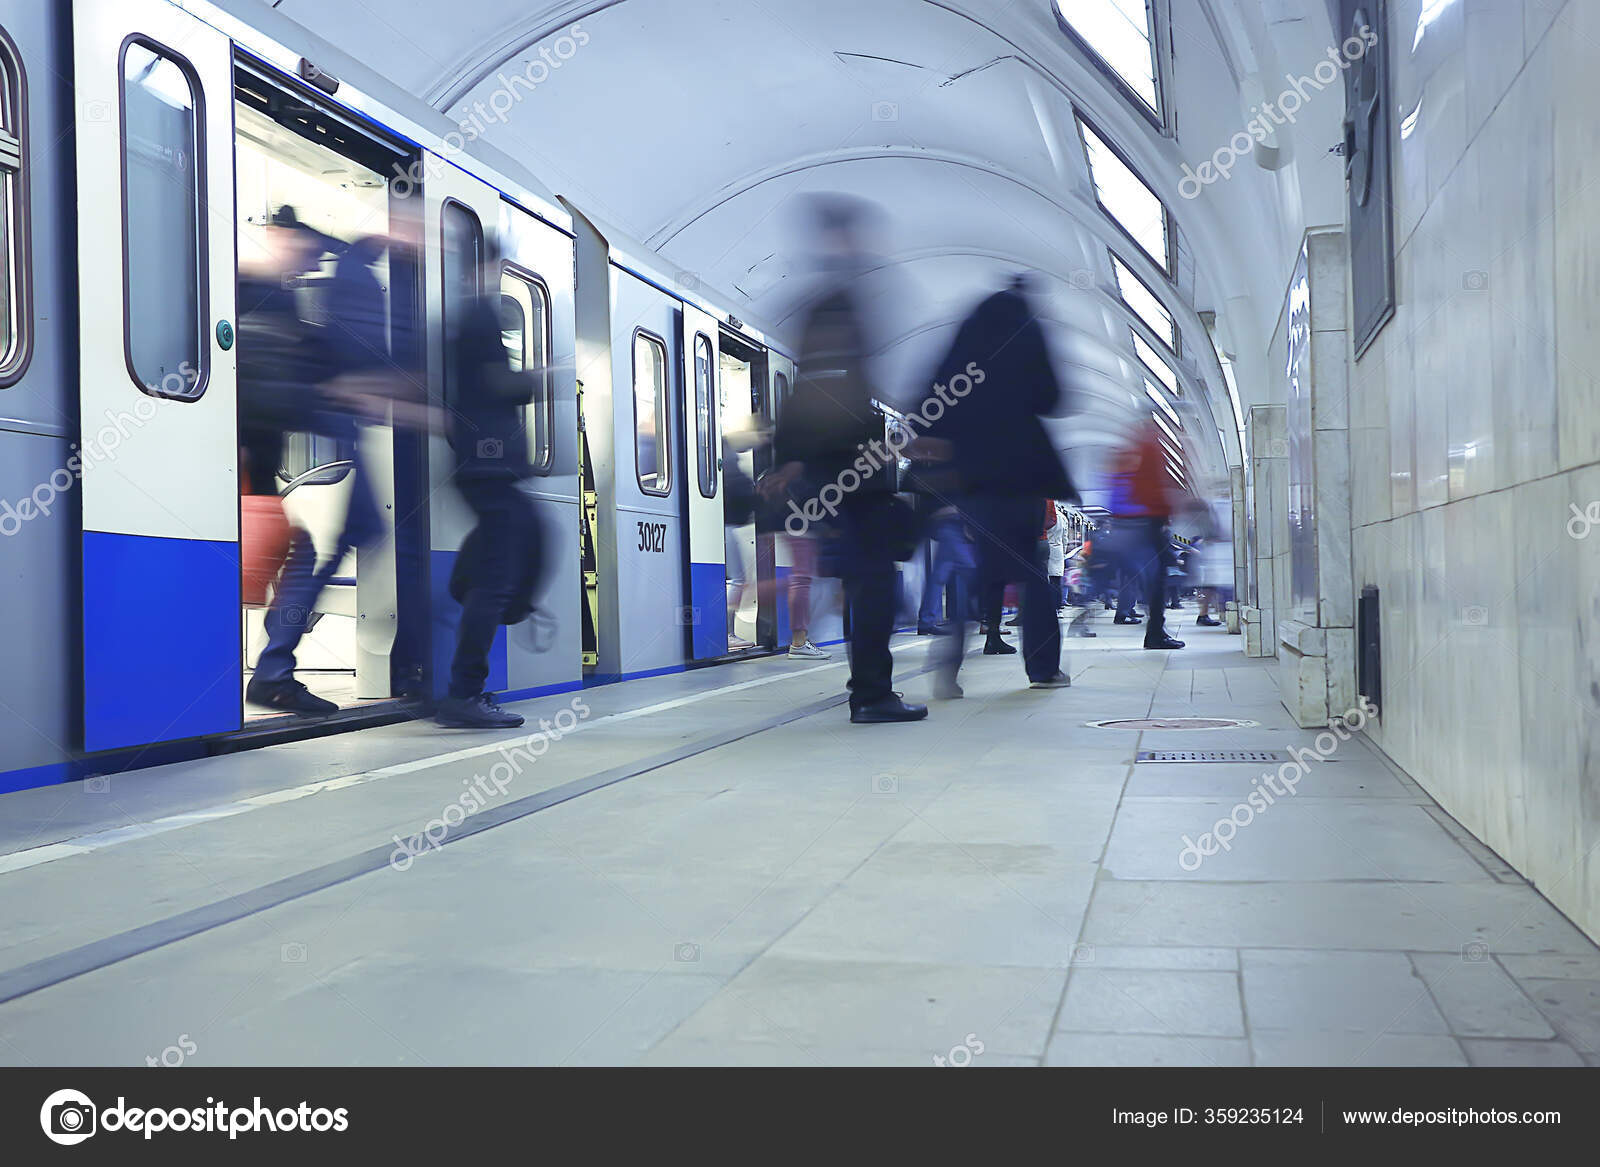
[73,0,241,751]
[422,159,504,697]
[680,302,725,660]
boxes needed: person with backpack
[765,196,925,724]
[436,257,546,728]
[922,274,1079,694]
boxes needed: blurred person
[757,450,830,659]
[782,527,829,658]
[1047,500,1067,612]
[923,274,1078,692]
[722,432,759,652]
[766,195,925,724]
[1185,494,1232,627]
[436,256,546,728]
[1108,419,1185,650]
[242,205,392,716]
[914,501,975,636]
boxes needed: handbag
[241,494,293,607]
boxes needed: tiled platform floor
[1,611,1596,1066]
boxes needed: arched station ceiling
[251,0,1354,496]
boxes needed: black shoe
[917,623,942,635]
[246,677,338,716]
[850,694,929,723]
[1112,615,1142,625]
[1144,635,1186,650]
[436,693,526,728]
[982,637,1018,655]
[1102,601,1114,610]
[1196,615,1221,627]
[1028,671,1072,689]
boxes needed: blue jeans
[917,514,976,626]
[255,438,383,684]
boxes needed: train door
[497,202,582,696]
[679,303,725,660]
[606,268,683,681]
[233,58,415,719]
[717,331,773,651]
[73,0,241,751]
[423,161,503,697]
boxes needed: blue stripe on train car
[82,531,242,753]
[430,550,507,699]
[688,561,726,660]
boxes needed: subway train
[0,0,878,792]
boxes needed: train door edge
[73,0,240,752]
[679,302,724,660]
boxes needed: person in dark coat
[923,274,1078,693]
[240,207,391,716]
[765,197,926,724]
[436,269,544,728]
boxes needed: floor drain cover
[1137,749,1288,763]
[1086,717,1258,730]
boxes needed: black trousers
[944,495,1061,684]
[1123,518,1168,643]
[449,477,536,699]
[835,493,899,708]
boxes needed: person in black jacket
[240,207,393,716]
[765,197,925,724]
[923,275,1078,693]
[436,269,544,728]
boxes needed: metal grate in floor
[1136,749,1289,763]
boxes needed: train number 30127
[637,521,667,553]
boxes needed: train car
[0,0,804,795]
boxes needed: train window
[0,26,27,387]
[440,199,483,411]
[122,39,206,400]
[500,267,554,475]
[694,332,716,498]
[632,330,670,495]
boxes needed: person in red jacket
[1109,419,1185,650]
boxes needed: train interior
[717,331,771,653]
[234,72,402,721]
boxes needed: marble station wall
[1346,0,1600,942]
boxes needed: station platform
[1,613,1596,1068]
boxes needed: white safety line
[0,660,846,878]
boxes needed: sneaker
[727,634,756,652]
[1029,671,1072,689]
[788,640,830,659]
[1196,615,1221,627]
[436,693,525,728]
[246,677,338,716]
[1144,635,1186,650]
[982,638,1017,655]
[850,693,929,723]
